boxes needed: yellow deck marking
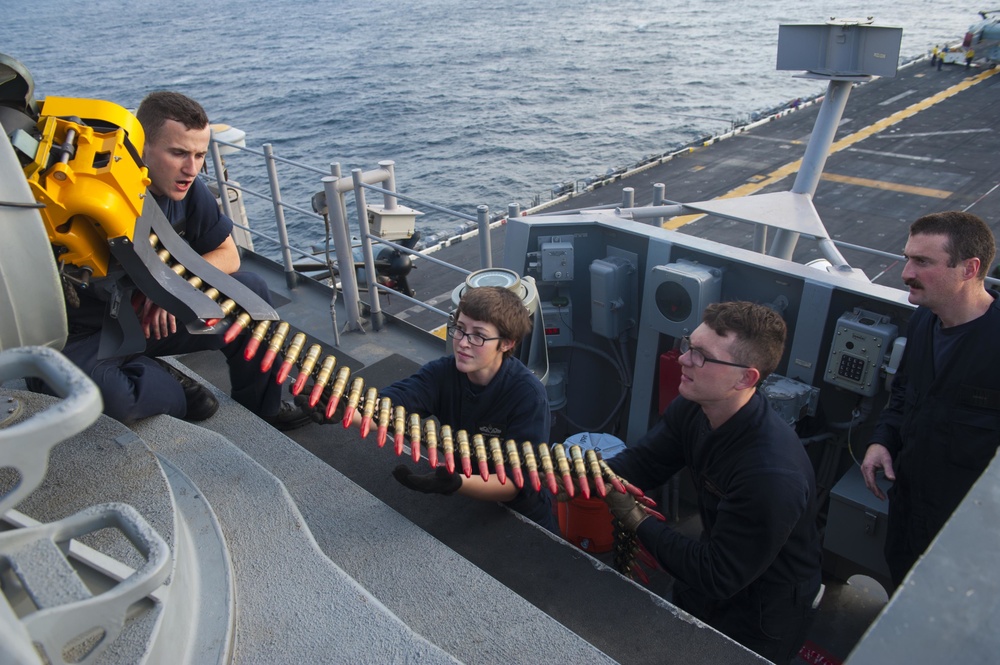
[431,324,448,340]
[820,173,951,199]
[663,68,999,229]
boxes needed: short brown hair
[135,91,210,145]
[701,301,786,380]
[910,211,996,280]
[455,286,531,359]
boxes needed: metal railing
[206,136,496,336]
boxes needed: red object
[276,360,294,384]
[557,496,614,553]
[658,349,682,414]
[243,337,261,361]
[260,349,277,373]
[797,641,843,665]
[291,372,309,396]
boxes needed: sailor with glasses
[324,285,558,533]
[602,301,822,664]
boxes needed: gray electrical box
[643,260,722,338]
[823,467,893,592]
[777,21,902,78]
[540,239,574,282]
[824,309,897,396]
[761,374,820,426]
[540,299,573,347]
[590,256,635,339]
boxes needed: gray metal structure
[4,18,1000,665]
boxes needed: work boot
[156,359,219,422]
[263,400,312,431]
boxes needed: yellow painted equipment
[23,96,150,278]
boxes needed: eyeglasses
[447,325,501,347]
[679,336,750,369]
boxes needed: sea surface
[2,0,984,251]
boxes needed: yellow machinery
[1,54,277,357]
[22,96,150,280]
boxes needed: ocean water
[2,0,983,249]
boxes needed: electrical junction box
[823,466,893,592]
[643,260,722,338]
[761,374,820,426]
[590,255,635,339]
[824,309,897,396]
[540,238,574,282]
[367,204,423,242]
[541,299,573,347]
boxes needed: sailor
[32,92,311,430]
[930,44,939,66]
[965,47,975,68]
[308,286,559,533]
[861,211,1000,587]
[600,301,822,664]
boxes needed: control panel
[824,309,898,396]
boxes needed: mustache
[903,278,923,289]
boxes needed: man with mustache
[861,211,1000,586]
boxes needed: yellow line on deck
[820,173,952,199]
[662,68,999,230]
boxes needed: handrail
[205,136,496,336]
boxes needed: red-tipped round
[478,460,489,483]
[461,457,472,479]
[610,476,627,495]
[528,469,541,492]
[411,439,421,463]
[324,395,341,419]
[308,381,325,408]
[625,481,646,499]
[276,360,294,385]
[223,322,245,345]
[511,467,524,489]
[636,546,659,571]
[376,425,388,448]
[645,507,668,522]
[342,406,355,428]
[292,371,310,396]
[260,349,278,373]
[593,475,608,498]
[205,317,221,327]
[360,416,372,438]
[545,471,560,496]
[576,475,590,500]
[495,463,507,486]
[428,446,438,469]
[445,451,456,474]
[244,337,262,361]
[636,494,658,509]
[394,432,405,456]
[631,564,650,585]
[562,473,575,499]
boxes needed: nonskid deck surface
[178,350,765,664]
[248,55,1000,662]
[380,59,1000,336]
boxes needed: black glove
[392,465,462,495]
[603,487,650,532]
[294,386,346,425]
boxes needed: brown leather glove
[603,488,650,532]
